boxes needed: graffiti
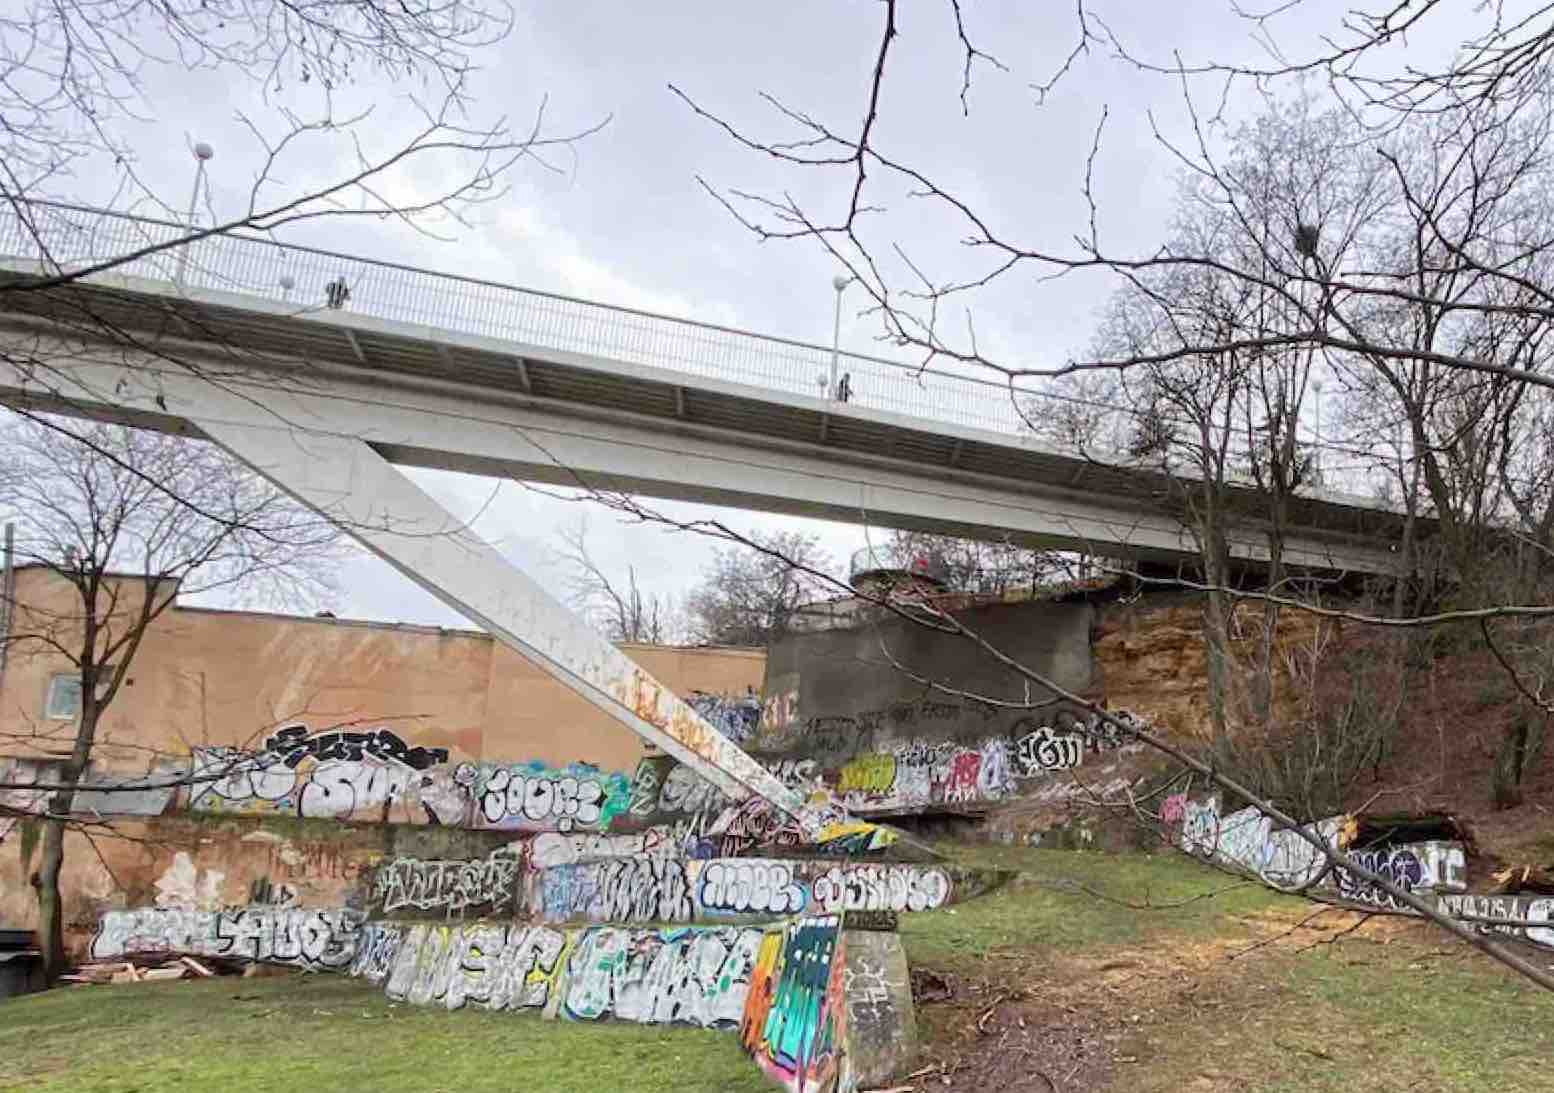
[811,865,951,913]
[529,828,688,868]
[836,754,896,796]
[627,757,668,817]
[382,922,569,1010]
[372,850,522,917]
[349,921,406,983]
[1334,847,1421,909]
[841,950,903,1038]
[658,762,730,817]
[188,725,472,823]
[562,925,763,1028]
[708,795,807,858]
[539,856,695,924]
[249,877,298,907]
[475,761,630,832]
[977,737,1012,797]
[1014,725,1084,773]
[763,758,819,791]
[263,724,448,771]
[1180,797,1221,857]
[741,914,846,1092]
[92,906,362,969]
[1176,796,1471,910]
[761,681,800,737]
[687,691,763,744]
[944,751,982,803]
[1438,894,1554,950]
[697,860,808,916]
[1160,792,1187,825]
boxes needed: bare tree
[873,528,1081,596]
[555,518,685,645]
[0,412,340,983]
[0,0,602,448]
[685,529,835,647]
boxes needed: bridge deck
[0,201,1415,570]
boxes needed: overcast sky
[38,0,1477,629]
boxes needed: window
[44,674,82,720]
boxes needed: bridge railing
[0,201,1043,435]
[0,200,1383,503]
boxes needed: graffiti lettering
[1014,725,1084,773]
[697,860,808,916]
[540,856,695,924]
[371,851,522,917]
[475,762,630,832]
[836,754,896,796]
[811,865,951,913]
[563,925,763,1028]
[92,906,361,969]
[742,914,846,1092]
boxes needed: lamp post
[1312,378,1324,480]
[175,141,214,288]
[828,274,851,400]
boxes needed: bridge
[0,201,1414,826]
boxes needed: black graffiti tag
[264,724,448,771]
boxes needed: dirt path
[899,903,1407,1093]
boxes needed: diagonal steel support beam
[0,333,816,832]
[199,423,815,827]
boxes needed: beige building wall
[0,567,765,946]
[0,566,764,773]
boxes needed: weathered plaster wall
[755,599,1100,814]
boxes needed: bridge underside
[0,265,1409,576]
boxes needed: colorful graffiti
[697,860,809,916]
[474,761,630,832]
[562,924,764,1027]
[92,906,362,969]
[784,709,1144,814]
[740,914,847,1092]
[1177,797,1466,908]
[382,922,571,1010]
[686,691,764,744]
[538,856,696,924]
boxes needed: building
[0,565,765,946]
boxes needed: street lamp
[1312,378,1324,479]
[175,141,214,288]
[828,274,851,400]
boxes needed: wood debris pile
[62,955,228,985]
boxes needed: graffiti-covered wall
[753,599,1102,814]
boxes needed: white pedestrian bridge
[0,201,1410,576]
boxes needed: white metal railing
[0,200,1043,434]
[0,199,1387,504]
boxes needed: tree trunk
[35,690,100,985]
[34,816,68,983]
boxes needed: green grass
[1123,937,1554,1092]
[910,844,1554,1092]
[902,844,1293,962]
[0,975,770,1093]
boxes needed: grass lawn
[4,845,1552,1092]
[0,974,770,1093]
[902,845,1554,1092]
